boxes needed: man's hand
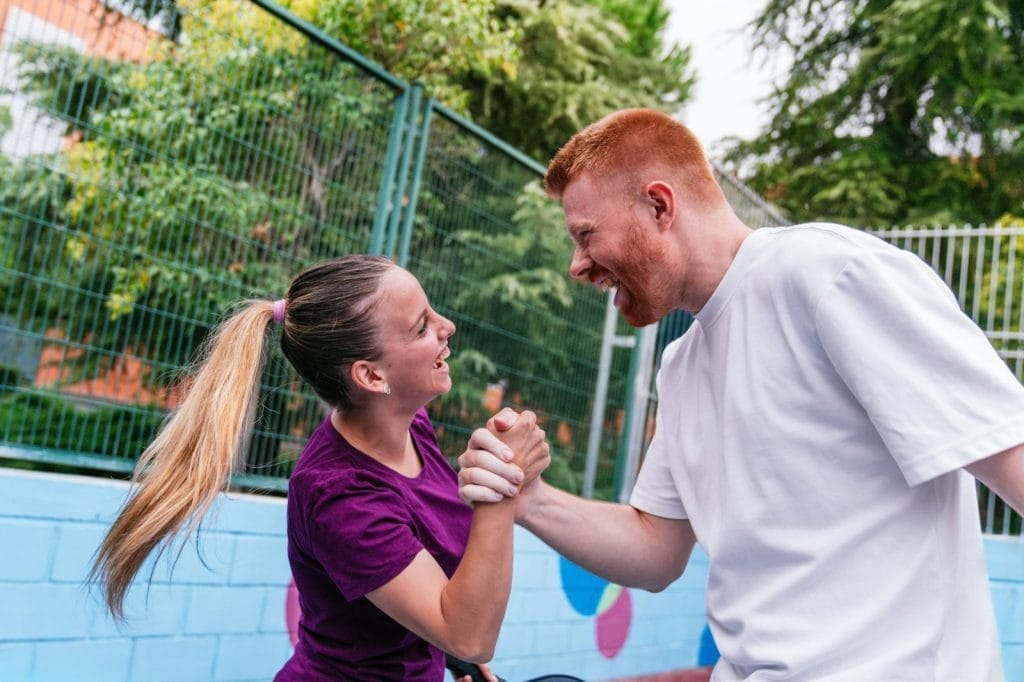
[457,409,524,504]
[459,408,550,507]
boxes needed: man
[459,108,1024,680]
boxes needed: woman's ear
[349,360,389,396]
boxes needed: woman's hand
[457,408,526,504]
[451,661,500,682]
[458,408,550,505]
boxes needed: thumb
[491,407,519,432]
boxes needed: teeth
[596,277,620,291]
[434,347,450,369]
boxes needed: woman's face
[371,267,456,404]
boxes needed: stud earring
[383,384,391,396]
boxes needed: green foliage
[462,0,695,162]
[0,365,26,396]
[977,215,1024,334]
[2,5,391,384]
[0,105,12,137]
[312,0,520,113]
[543,445,582,495]
[725,0,1024,226]
[410,162,628,498]
[0,390,164,458]
[1,0,643,494]
[590,0,672,59]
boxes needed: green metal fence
[0,0,630,494]
[866,223,1024,535]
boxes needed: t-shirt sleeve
[815,246,1024,486]
[629,366,690,519]
[308,472,423,601]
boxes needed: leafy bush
[0,391,164,459]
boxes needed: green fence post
[371,89,410,255]
[397,98,434,268]
[384,84,423,258]
[612,327,644,500]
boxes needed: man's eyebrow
[568,221,595,240]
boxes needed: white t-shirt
[630,223,1024,681]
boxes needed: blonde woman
[91,255,550,680]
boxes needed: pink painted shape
[285,578,301,646]
[596,587,632,658]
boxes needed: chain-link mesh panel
[714,165,790,228]
[403,111,630,498]
[0,0,404,487]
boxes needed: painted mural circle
[285,578,301,646]
[558,557,632,658]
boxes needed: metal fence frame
[0,0,628,496]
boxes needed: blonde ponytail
[90,300,276,619]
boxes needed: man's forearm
[967,442,1024,515]
[518,480,695,592]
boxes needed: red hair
[544,108,716,200]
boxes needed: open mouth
[433,347,450,369]
[595,276,620,292]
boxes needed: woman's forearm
[438,498,516,661]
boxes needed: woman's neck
[330,406,422,476]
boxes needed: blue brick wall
[0,469,291,682]
[1,467,1022,681]
[988,536,1024,679]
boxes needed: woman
[90,255,550,680]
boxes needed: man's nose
[569,247,591,281]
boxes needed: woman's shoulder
[289,419,386,495]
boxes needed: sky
[662,0,790,156]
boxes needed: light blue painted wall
[1,467,1022,681]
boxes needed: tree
[461,0,695,162]
[0,0,396,470]
[0,0,635,490]
[310,0,520,113]
[724,0,1024,227]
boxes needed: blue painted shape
[559,556,607,616]
[697,623,720,666]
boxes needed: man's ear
[644,180,676,229]
[350,360,389,395]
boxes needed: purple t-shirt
[275,409,472,681]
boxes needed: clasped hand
[458,407,550,505]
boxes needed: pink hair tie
[272,299,287,325]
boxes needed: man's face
[562,173,676,327]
